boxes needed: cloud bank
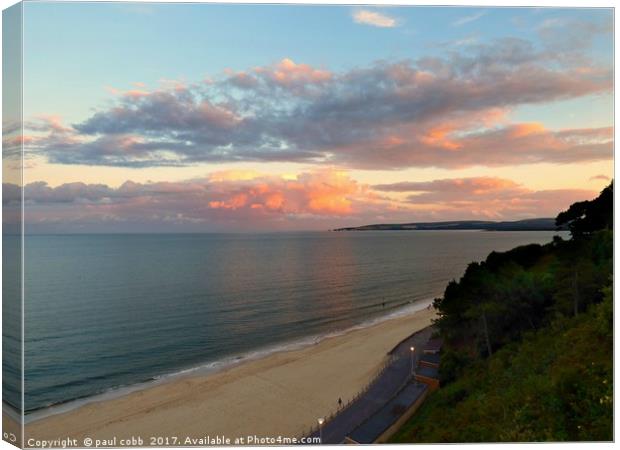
[16,32,612,171]
[4,173,596,232]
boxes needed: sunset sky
[3,3,614,232]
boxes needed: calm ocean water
[4,231,563,415]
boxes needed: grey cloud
[29,32,613,169]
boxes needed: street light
[318,417,325,443]
[410,346,415,378]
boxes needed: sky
[2,2,614,232]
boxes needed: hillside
[391,296,612,442]
[391,183,613,442]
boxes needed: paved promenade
[307,325,434,444]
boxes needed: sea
[2,230,565,420]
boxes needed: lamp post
[410,346,415,379]
[318,417,324,443]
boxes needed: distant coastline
[333,218,566,232]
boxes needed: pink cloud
[374,176,596,220]
[590,174,610,181]
[206,170,361,216]
[2,134,37,149]
[353,9,399,28]
[262,58,332,86]
[4,173,601,232]
[333,121,612,169]
[25,38,612,169]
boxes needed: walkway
[306,326,435,444]
[346,382,428,444]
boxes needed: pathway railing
[297,353,397,439]
[296,326,436,442]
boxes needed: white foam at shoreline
[24,297,435,424]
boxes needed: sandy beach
[24,307,436,446]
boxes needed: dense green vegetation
[391,183,613,442]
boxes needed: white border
[0,2,616,450]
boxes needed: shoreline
[24,306,437,443]
[23,298,435,425]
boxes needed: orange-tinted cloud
[4,173,601,232]
[419,125,462,151]
[334,121,612,169]
[263,58,332,86]
[374,177,521,196]
[2,134,37,149]
[206,170,360,216]
[207,170,262,182]
[590,174,610,181]
[508,123,546,138]
[26,35,612,169]
[373,176,597,220]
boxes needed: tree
[556,182,613,237]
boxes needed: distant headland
[333,218,566,232]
